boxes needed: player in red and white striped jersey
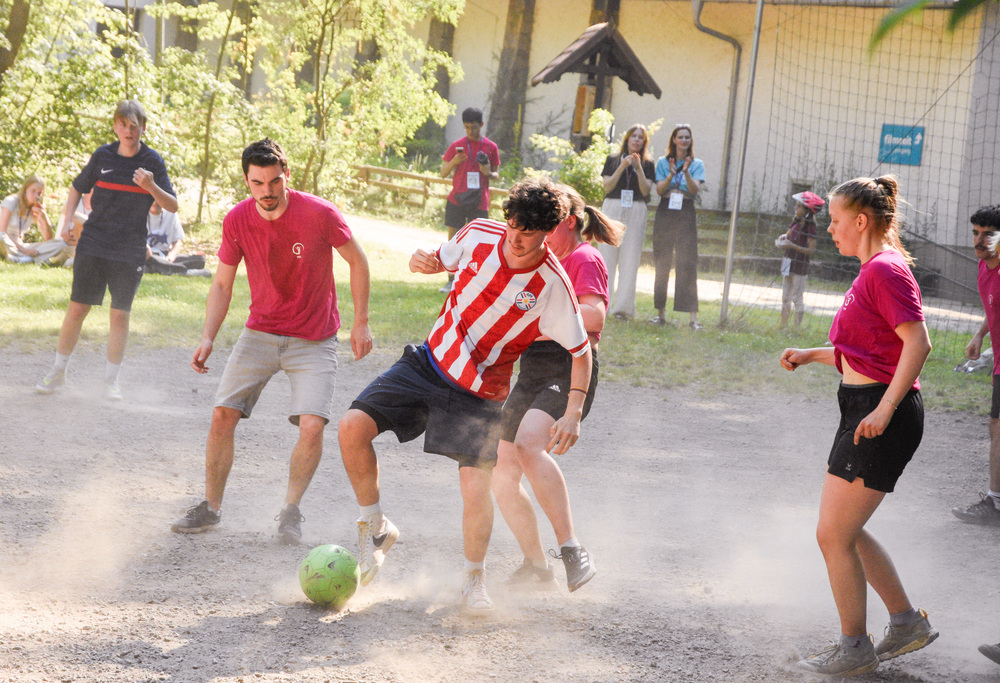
[338,178,592,612]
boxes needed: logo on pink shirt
[292,242,303,258]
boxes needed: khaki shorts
[215,328,339,425]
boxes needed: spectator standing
[597,124,655,320]
[777,190,825,328]
[652,124,705,330]
[439,107,500,293]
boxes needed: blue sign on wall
[879,124,924,166]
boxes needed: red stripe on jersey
[95,180,150,195]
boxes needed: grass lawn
[0,237,991,415]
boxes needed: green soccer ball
[298,544,360,608]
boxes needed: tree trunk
[413,17,455,154]
[488,0,535,157]
[0,0,30,87]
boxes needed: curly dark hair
[971,205,1000,231]
[502,177,567,232]
[242,138,288,176]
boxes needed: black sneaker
[275,504,304,545]
[979,642,1000,666]
[550,545,596,592]
[504,560,557,590]
[951,494,1000,526]
[171,501,221,534]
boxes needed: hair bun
[875,175,898,198]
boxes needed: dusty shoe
[356,515,399,585]
[104,381,123,401]
[951,494,1000,526]
[35,369,66,395]
[171,501,221,534]
[462,569,495,612]
[503,560,557,590]
[795,635,879,677]
[275,504,304,545]
[875,609,939,661]
[979,642,1000,666]
[550,545,596,592]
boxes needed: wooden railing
[348,164,508,212]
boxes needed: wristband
[882,397,898,410]
[569,387,588,395]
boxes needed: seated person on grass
[145,201,209,277]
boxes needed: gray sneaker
[951,494,1000,526]
[795,636,879,677]
[171,501,221,533]
[275,504,304,545]
[979,642,1000,666]
[550,545,596,592]
[35,369,66,395]
[356,515,399,586]
[875,609,939,661]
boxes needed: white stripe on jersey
[428,218,588,400]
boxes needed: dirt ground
[1,338,999,683]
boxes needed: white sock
[53,352,70,373]
[104,361,121,385]
[560,537,581,550]
[359,502,382,521]
[464,559,485,574]
[989,491,1000,509]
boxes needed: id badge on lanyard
[668,191,684,210]
[466,171,480,189]
[619,189,633,209]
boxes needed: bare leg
[460,465,493,563]
[205,406,241,510]
[106,308,131,365]
[856,530,912,615]
[989,418,1000,493]
[284,414,325,506]
[56,301,92,356]
[513,410,575,546]
[815,473,889,636]
[338,408,381,506]
[492,439,547,567]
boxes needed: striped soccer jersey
[427,218,589,401]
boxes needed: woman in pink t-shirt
[491,185,623,593]
[779,176,937,677]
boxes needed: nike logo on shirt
[101,169,113,174]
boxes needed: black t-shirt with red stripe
[73,141,175,265]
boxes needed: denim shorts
[215,328,338,425]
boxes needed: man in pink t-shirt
[438,107,500,293]
[171,139,373,544]
[954,205,1000,527]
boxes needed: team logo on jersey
[514,290,537,311]
[292,242,304,258]
[842,292,854,309]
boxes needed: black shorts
[991,375,1000,419]
[350,344,502,468]
[444,201,488,231]
[827,383,923,493]
[499,341,598,442]
[71,252,145,311]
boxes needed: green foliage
[526,109,663,205]
[870,0,987,51]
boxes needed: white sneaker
[462,569,495,612]
[35,370,66,394]
[104,382,123,401]
[356,515,398,586]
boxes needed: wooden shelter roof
[530,22,661,99]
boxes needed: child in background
[776,190,825,328]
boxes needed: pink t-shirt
[977,258,1000,375]
[442,136,500,211]
[560,241,609,342]
[218,190,352,341]
[829,250,925,390]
